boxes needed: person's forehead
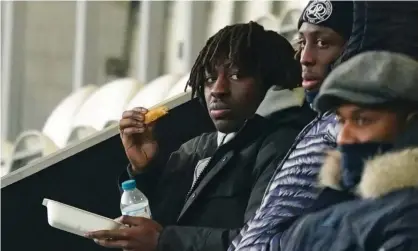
[337,104,363,114]
[298,22,339,37]
[205,64,238,73]
[204,58,243,73]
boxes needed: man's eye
[295,39,306,48]
[205,77,216,84]
[355,117,372,126]
[317,40,329,48]
[229,74,239,81]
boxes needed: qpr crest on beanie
[303,0,333,24]
[298,0,353,40]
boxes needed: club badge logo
[303,0,333,24]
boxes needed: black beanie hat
[298,0,353,40]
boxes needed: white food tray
[43,198,123,237]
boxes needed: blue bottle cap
[121,179,136,191]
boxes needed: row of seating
[1,73,192,176]
[0,4,304,175]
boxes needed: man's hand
[119,107,159,174]
[85,216,163,251]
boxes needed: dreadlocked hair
[186,21,302,104]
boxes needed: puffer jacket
[278,146,418,251]
[230,112,339,251]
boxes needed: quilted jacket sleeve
[230,114,338,251]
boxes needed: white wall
[3,2,129,140]
[164,1,188,74]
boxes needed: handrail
[1,91,192,188]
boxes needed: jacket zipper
[184,154,219,202]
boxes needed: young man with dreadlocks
[86,22,315,251]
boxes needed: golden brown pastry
[144,106,169,124]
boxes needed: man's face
[335,104,404,145]
[298,23,346,91]
[204,63,265,133]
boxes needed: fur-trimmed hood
[319,148,418,199]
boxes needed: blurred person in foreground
[278,51,418,251]
[230,1,353,250]
[86,21,315,251]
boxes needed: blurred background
[0,0,308,176]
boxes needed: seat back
[279,8,301,41]
[255,14,280,32]
[66,126,99,147]
[1,140,13,177]
[8,131,59,173]
[127,74,183,110]
[165,73,192,100]
[71,78,142,138]
[241,1,273,22]
[42,85,98,148]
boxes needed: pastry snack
[144,106,169,124]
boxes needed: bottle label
[122,204,151,219]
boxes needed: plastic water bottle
[120,179,151,218]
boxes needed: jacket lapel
[177,151,234,221]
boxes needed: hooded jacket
[334,1,418,67]
[119,87,315,251]
[278,146,418,251]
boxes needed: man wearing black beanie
[229,1,353,250]
[297,0,353,103]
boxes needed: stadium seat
[279,8,301,41]
[7,130,59,173]
[68,78,142,144]
[127,73,184,110]
[42,85,98,148]
[165,73,192,100]
[1,140,13,177]
[4,85,98,173]
[241,1,273,22]
[255,13,280,32]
